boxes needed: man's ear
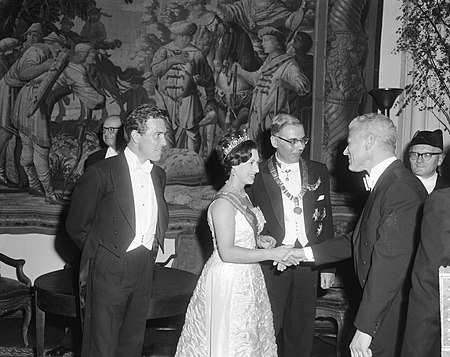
[270,135,278,149]
[438,152,445,166]
[365,134,376,151]
[130,130,140,144]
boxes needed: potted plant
[396,0,450,132]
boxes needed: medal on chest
[293,197,302,215]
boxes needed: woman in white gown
[175,130,293,357]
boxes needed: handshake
[257,235,309,272]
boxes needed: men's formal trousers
[261,262,318,357]
[81,245,156,357]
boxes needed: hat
[74,43,95,53]
[0,38,21,54]
[24,23,43,36]
[410,129,443,151]
[87,7,101,15]
[258,27,286,44]
[169,21,197,36]
[60,17,74,27]
[43,32,67,45]
[130,76,145,84]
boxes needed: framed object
[0,0,374,230]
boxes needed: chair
[34,266,197,357]
[170,230,209,275]
[0,253,32,346]
[315,277,350,357]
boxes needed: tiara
[223,133,250,157]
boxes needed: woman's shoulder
[209,196,237,223]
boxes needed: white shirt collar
[275,153,300,171]
[105,146,119,159]
[124,147,153,174]
[366,156,397,189]
[416,172,438,194]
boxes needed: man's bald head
[102,115,123,150]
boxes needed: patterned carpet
[0,347,74,357]
[0,347,33,357]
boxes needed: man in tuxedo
[401,187,450,357]
[246,113,335,357]
[47,114,126,357]
[295,113,427,357]
[408,129,450,193]
[85,115,125,167]
[66,104,170,357]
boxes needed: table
[34,266,198,357]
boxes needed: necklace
[225,180,246,198]
[268,156,309,215]
[280,168,292,181]
[277,162,299,182]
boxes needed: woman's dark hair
[216,130,257,174]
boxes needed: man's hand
[350,330,373,357]
[320,272,335,289]
[283,248,306,265]
[257,235,276,249]
[273,248,306,271]
[275,262,287,271]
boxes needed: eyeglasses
[409,152,442,161]
[101,127,121,134]
[273,135,309,146]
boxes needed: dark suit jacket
[85,147,108,168]
[247,156,334,249]
[435,174,450,190]
[352,160,427,336]
[313,160,427,353]
[401,187,450,357]
[66,151,169,282]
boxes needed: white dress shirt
[124,147,158,252]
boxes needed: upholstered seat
[315,287,350,357]
[0,253,32,346]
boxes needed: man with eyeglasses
[408,129,449,193]
[85,115,125,167]
[400,130,450,357]
[246,113,334,357]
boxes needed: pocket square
[317,195,325,201]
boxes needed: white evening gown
[175,194,277,357]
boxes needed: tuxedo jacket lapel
[301,161,314,237]
[151,168,169,249]
[261,160,285,239]
[353,160,400,245]
[111,153,135,234]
